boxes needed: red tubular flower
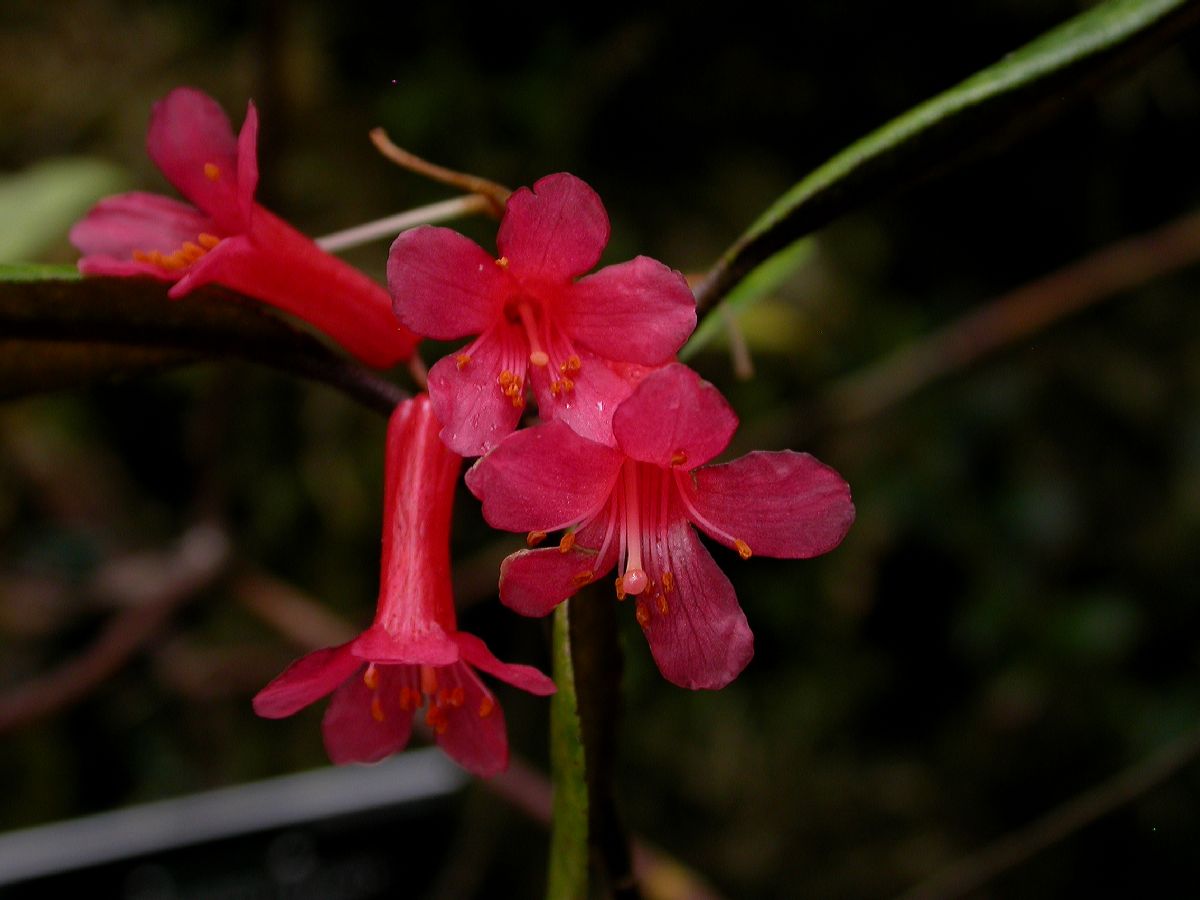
[387,173,696,456]
[466,364,856,690]
[253,395,554,776]
[69,87,419,369]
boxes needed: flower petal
[170,221,419,368]
[147,87,246,232]
[453,632,556,695]
[465,420,623,532]
[252,642,361,719]
[436,663,509,777]
[498,513,620,616]
[497,173,609,283]
[351,622,460,666]
[530,349,633,448]
[76,257,178,280]
[427,329,526,457]
[235,100,260,224]
[388,225,508,340]
[559,257,696,364]
[638,513,754,690]
[70,191,216,263]
[685,450,855,559]
[322,664,414,764]
[612,363,737,468]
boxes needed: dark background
[2,1,1200,897]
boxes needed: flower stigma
[619,463,649,595]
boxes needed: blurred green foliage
[2,1,1200,898]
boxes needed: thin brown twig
[369,128,511,215]
[233,570,357,649]
[0,524,231,732]
[407,351,429,391]
[895,720,1200,900]
[821,207,1200,429]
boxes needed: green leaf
[0,263,82,282]
[547,601,588,900]
[694,0,1200,313]
[0,276,405,413]
[0,158,128,263]
[680,237,813,361]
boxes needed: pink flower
[253,394,554,776]
[387,173,696,456]
[69,87,420,369]
[466,364,855,690]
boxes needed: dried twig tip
[368,127,511,216]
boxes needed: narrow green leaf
[694,0,1200,312]
[0,263,81,282]
[547,601,588,900]
[680,238,813,361]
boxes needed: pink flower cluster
[73,88,854,775]
[390,174,855,690]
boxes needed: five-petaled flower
[466,364,855,690]
[253,394,554,775]
[70,87,419,369]
[387,172,696,457]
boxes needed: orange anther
[656,593,669,615]
[635,601,651,628]
[197,232,221,249]
[560,377,575,393]
[614,576,626,601]
[203,162,221,181]
[671,449,688,466]
[370,695,386,723]
[527,531,547,547]
[363,664,380,690]
[495,256,509,268]
[571,569,594,588]
[558,531,576,553]
[511,395,526,409]
[180,241,204,262]
[734,539,752,560]
[456,353,471,370]
[449,687,465,707]
[132,249,152,264]
[662,571,674,594]
[420,666,438,695]
[560,355,581,375]
[398,687,414,711]
[498,370,515,386]
[478,696,495,718]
